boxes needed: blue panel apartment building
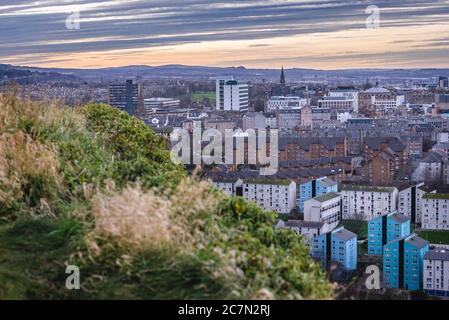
[368,211,411,255]
[383,234,429,291]
[299,177,338,212]
[311,226,357,271]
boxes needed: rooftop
[425,249,449,261]
[312,192,341,203]
[423,193,449,200]
[342,185,396,193]
[284,220,324,229]
[332,227,357,241]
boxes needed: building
[108,79,140,115]
[438,76,449,88]
[368,211,411,255]
[144,97,180,113]
[318,96,355,114]
[277,108,301,132]
[413,151,448,184]
[213,178,296,214]
[341,185,398,221]
[329,87,359,113]
[267,96,307,112]
[421,193,449,230]
[279,136,347,162]
[275,220,328,242]
[216,77,249,112]
[424,248,449,297]
[270,66,291,97]
[299,177,338,212]
[304,192,341,231]
[311,227,358,271]
[383,234,429,291]
[398,183,436,225]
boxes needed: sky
[1,0,449,70]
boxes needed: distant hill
[6,63,449,82]
[0,64,80,84]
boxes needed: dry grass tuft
[0,131,60,207]
[87,177,224,254]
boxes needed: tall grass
[0,94,334,300]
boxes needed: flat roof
[342,185,396,193]
[313,192,341,203]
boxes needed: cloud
[1,0,449,68]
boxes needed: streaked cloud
[1,0,449,69]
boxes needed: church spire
[280,66,286,85]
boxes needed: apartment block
[383,234,429,291]
[304,192,341,232]
[368,211,411,255]
[424,248,449,297]
[341,185,398,221]
[311,227,358,271]
[421,193,449,230]
[398,183,436,225]
[213,178,296,214]
[298,177,338,212]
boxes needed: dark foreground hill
[0,95,333,299]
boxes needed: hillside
[0,94,333,300]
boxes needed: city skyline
[1,0,449,70]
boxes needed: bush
[0,95,334,300]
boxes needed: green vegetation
[246,179,292,186]
[417,230,449,245]
[191,91,216,104]
[422,193,449,200]
[338,220,368,240]
[313,192,340,202]
[0,95,333,300]
[342,185,395,193]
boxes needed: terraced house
[279,136,347,161]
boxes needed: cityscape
[2,0,449,306]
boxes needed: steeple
[280,66,286,85]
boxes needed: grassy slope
[0,95,333,300]
[417,230,449,245]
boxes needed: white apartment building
[216,77,249,112]
[267,96,307,112]
[304,192,341,231]
[341,185,398,221]
[275,220,328,242]
[421,193,449,230]
[424,249,449,297]
[398,183,436,225]
[243,179,296,214]
[329,89,359,113]
[317,96,355,113]
[213,178,296,214]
